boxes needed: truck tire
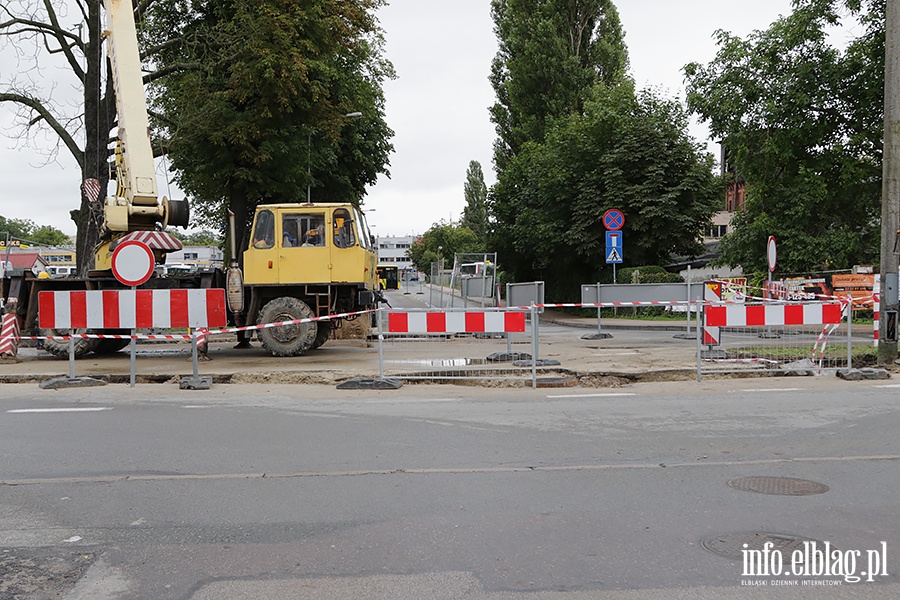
[256,297,317,357]
[93,337,131,355]
[310,320,331,350]
[40,329,100,359]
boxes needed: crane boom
[95,0,188,272]
[104,0,158,210]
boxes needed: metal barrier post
[129,329,137,388]
[191,329,200,380]
[531,304,538,389]
[69,335,76,380]
[686,266,692,334]
[847,294,853,370]
[378,309,385,379]
[696,302,702,382]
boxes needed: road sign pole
[130,286,137,388]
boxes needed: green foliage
[0,215,69,246]
[489,0,629,169]
[685,0,884,273]
[0,216,34,240]
[407,222,481,273]
[170,229,222,246]
[461,161,489,245]
[617,265,684,284]
[144,0,394,253]
[489,84,721,300]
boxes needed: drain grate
[701,531,822,561]
[727,476,829,496]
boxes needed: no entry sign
[112,240,155,287]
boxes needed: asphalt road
[1,378,899,599]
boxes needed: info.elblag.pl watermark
[742,541,888,586]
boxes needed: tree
[0,215,69,245]
[460,161,489,245]
[684,0,884,274]
[170,229,222,246]
[489,83,721,299]
[407,222,480,274]
[1,0,114,274]
[489,0,628,170]
[144,0,394,261]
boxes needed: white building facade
[376,234,418,267]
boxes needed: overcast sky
[0,0,802,240]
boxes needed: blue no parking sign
[603,209,625,231]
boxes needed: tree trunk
[228,187,252,268]
[74,0,106,276]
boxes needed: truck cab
[241,203,378,356]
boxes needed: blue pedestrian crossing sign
[605,247,623,264]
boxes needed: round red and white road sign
[112,240,155,287]
[767,236,777,273]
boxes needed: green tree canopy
[0,215,69,246]
[684,0,884,273]
[461,161,489,245]
[407,222,480,274]
[489,83,721,298]
[144,0,394,259]
[489,0,628,170]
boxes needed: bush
[617,266,684,284]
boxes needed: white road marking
[7,407,113,414]
[737,388,801,393]
[546,393,637,399]
[874,384,900,388]
[62,536,83,543]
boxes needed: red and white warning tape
[18,308,378,341]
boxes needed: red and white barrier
[874,275,880,346]
[703,281,722,345]
[704,302,844,327]
[39,289,227,330]
[387,311,527,334]
[0,312,20,358]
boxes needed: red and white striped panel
[703,281,722,345]
[0,313,21,357]
[387,311,526,334]
[114,231,183,252]
[38,289,227,330]
[704,303,844,327]
[874,274,880,346]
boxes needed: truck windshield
[356,209,373,250]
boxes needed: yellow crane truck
[0,0,379,359]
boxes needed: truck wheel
[40,329,100,359]
[310,320,332,350]
[93,337,131,355]
[256,297,317,357]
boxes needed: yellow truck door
[278,210,331,284]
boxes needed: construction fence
[1,279,880,387]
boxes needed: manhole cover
[728,476,829,496]
[701,532,821,560]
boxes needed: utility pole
[880,0,900,365]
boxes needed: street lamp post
[307,112,363,204]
